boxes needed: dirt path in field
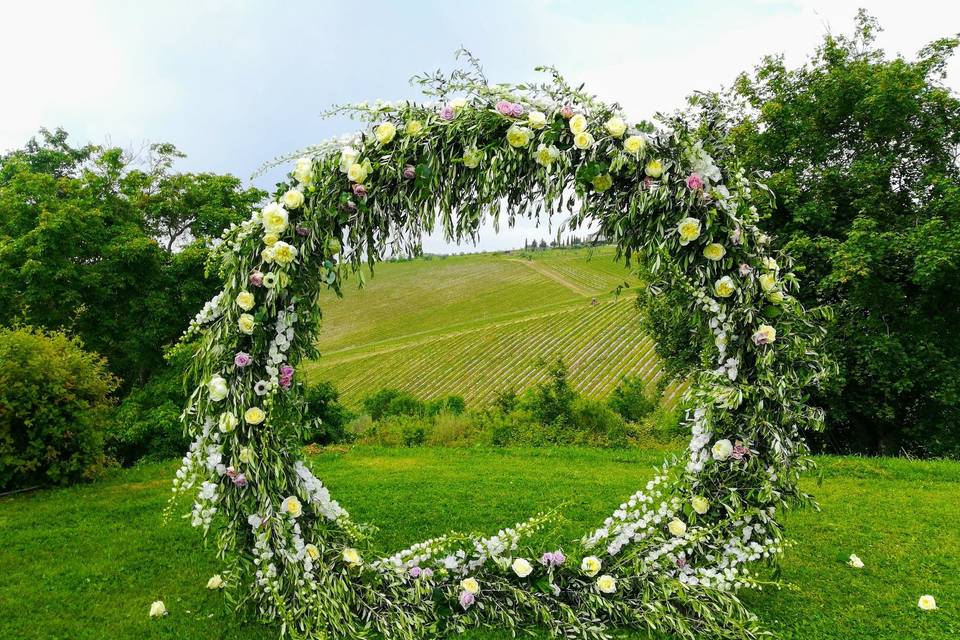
[504,258,595,297]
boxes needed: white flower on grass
[918,595,937,610]
[667,518,687,537]
[260,203,288,234]
[207,376,229,402]
[280,496,302,518]
[712,439,733,460]
[149,600,167,617]
[596,574,617,593]
[460,577,480,594]
[847,554,864,569]
[511,558,533,577]
[206,574,224,589]
[581,555,602,577]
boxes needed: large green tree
[0,128,265,388]
[647,13,960,456]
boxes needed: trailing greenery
[643,13,960,458]
[0,326,118,490]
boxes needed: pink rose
[440,105,455,121]
[686,173,704,190]
[352,183,367,197]
[409,566,421,578]
[739,263,753,277]
[234,352,253,368]
[731,227,742,245]
[249,271,264,287]
[402,165,416,180]
[560,103,574,119]
[296,226,311,237]
[510,102,524,117]
[459,591,475,610]
[496,100,514,116]
[232,473,247,487]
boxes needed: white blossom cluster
[266,307,297,388]
[583,468,674,552]
[294,461,347,522]
[182,291,224,338]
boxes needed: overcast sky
[3,0,958,252]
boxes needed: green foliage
[109,349,192,464]
[361,388,425,421]
[607,374,657,422]
[0,128,264,388]
[0,326,118,489]
[302,381,354,445]
[425,395,466,417]
[720,12,960,456]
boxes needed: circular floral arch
[174,61,831,639]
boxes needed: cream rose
[339,147,358,173]
[463,146,483,168]
[207,375,229,402]
[623,135,646,155]
[691,496,710,515]
[714,276,736,298]
[604,116,626,138]
[712,438,733,460]
[235,291,255,311]
[281,495,302,518]
[847,554,864,569]
[305,544,320,560]
[918,595,937,610]
[752,324,777,345]
[762,256,779,272]
[238,446,254,464]
[244,406,266,425]
[506,125,533,148]
[511,558,533,578]
[759,273,778,292]
[668,518,687,537]
[238,314,255,335]
[568,113,587,134]
[347,161,369,184]
[218,412,238,433]
[596,574,617,594]
[703,243,726,261]
[375,122,397,145]
[573,132,594,150]
[645,159,664,178]
[535,143,560,166]
[528,111,547,129]
[260,202,288,234]
[342,547,363,566]
[206,574,224,589]
[149,600,167,617]
[767,290,785,304]
[405,120,424,136]
[677,217,702,245]
[460,577,480,594]
[281,189,304,210]
[292,157,313,185]
[271,241,298,266]
[580,555,602,577]
[262,233,278,247]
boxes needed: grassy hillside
[304,246,683,407]
[1,448,956,639]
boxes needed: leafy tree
[0,128,265,389]
[647,13,960,456]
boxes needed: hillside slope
[303,246,682,407]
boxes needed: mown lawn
[1,447,957,639]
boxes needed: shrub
[607,375,657,423]
[426,412,479,446]
[362,388,424,420]
[302,381,353,445]
[571,398,629,447]
[425,395,466,417]
[0,327,118,489]
[109,351,190,464]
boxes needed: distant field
[304,246,684,407]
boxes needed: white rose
[604,116,627,138]
[235,291,255,311]
[149,600,167,617]
[260,202,288,234]
[207,375,229,402]
[206,574,224,589]
[342,547,363,566]
[847,554,864,569]
[281,189,304,210]
[918,595,937,610]
[691,496,710,515]
[667,518,687,537]
[238,314,255,335]
[292,157,313,185]
[280,495,302,518]
[712,438,733,461]
[511,558,533,578]
[580,555,602,577]
[460,577,480,594]
[528,111,547,129]
[339,147,358,173]
[218,412,238,433]
[596,574,617,594]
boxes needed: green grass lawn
[1,447,957,639]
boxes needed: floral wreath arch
[174,60,831,639]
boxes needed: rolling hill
[303,246,683,408]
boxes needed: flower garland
[173,61,831,639]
